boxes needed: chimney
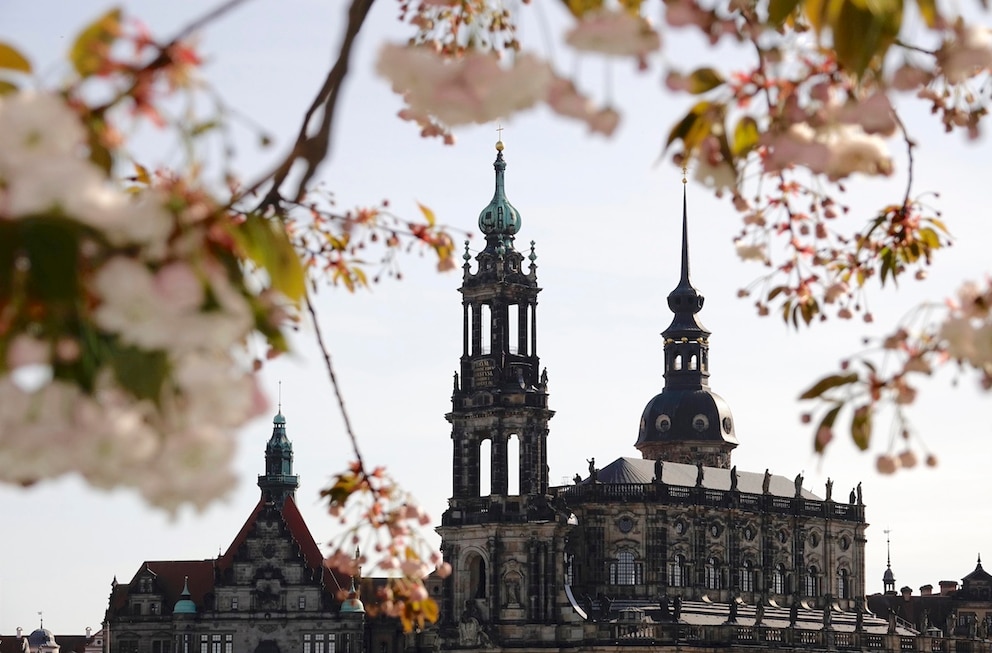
[921,584,933,597]
[86,627,92,637]
[16,627,22,637]
[939,580,958,596]
[901,586,913,599]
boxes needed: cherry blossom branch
[250,0,375,209]
[305,295,365,470]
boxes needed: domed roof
[340,579,365,614]
[173,577,197,615]
[637,388,738,448]
[27,628,57,648]
[883,567,896,582]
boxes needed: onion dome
[478,140,521,238]
[340,579,365,614]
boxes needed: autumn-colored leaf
[233,213,307,303]
[562,0,605,18]
[850,404,872,450]
[814,404,842,453]
[799,372,858,399]
[769,0,802,26]
[732,116,761,157]
[0,80,17,95]
[0,42,32,73]
[70,8,122,77]
[687,67,725,94]
[417,202,437,227]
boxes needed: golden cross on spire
[496,123,504,141]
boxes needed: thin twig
[243,0,376,210]
[306,295,365,468]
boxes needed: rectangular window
[151,602,159,615]
[304,634,312,653]
[231,596,239,610]
[299,595,307,610]
[120,642,139,653]
[200,635,208,653]
[152,641,172,653]
[212,633,222,653]
[224,634,232,653]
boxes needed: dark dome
[28,628,58,648]
[636,388,738,448]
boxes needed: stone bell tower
[437,141,569,647]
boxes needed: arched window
[610,549,642,585]
[469,555,487,598]
[704,557,722,590]
[673,355,682,371]
[838,568,851,599]
[669,554,687,587]
[804,566,820,597]
[689,354,698,370]
[739,560,755,593]
[771,564,786,595]
[480,304,492,355]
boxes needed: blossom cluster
[0,85,283,511]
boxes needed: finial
[884,528,892,569]
[463,240,471,262]
[277,380,282,414]
[682,164,688,185]
[529,240,537,263]
[496,123,504,151]
[38,611,43,629]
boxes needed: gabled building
[435,143,914,652]
[105,412,364,653]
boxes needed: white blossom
[0,91,86,174]
[938,25,992,83]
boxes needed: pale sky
[2,0,991,635]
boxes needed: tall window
[480,304,492,355]
[838,569,851,599]
[669,554,686,587]
[304,634,337,653]
[771,564,786,595]
[704,557,721,590]
[610,549,642,585]
[804,566,820,597]
[469,555,487,598]
[739,560,755,592]
[199,634,232,653]
[299,595,307,610]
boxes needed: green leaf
[234,213,306,304]
[110,345,170,403]
[769,0,802,25]
[21,217,83,304]
[665,101,716,155]
[799,372,859,400]
[70,8,121,77]
[732,116,760,157]
[850,404,872,450]
[832,0,902,76]
[687,68,725,94]
[0,42,32,73]
[0,80,17,96]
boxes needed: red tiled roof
[109,560,215,614]
[0,634,94,653]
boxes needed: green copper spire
[478,140,521,237]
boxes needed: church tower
[635,189,738,467]
[438,142,567,646]
[257,409,300,503]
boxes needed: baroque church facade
[434,143,910,652]
[103,412,366,653]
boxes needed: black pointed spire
[664,184,708,337]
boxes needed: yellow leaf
[417,202,437,227]
[768,0,802,26]
[0,80,18,96]
[732,116,760,157]
[562,0,605,17]
[233,213,307,303]
[915,0,939,26]
[133,163,151,185]
[70,8,122,77]
[0,42,32,73]
[687,67,725,94]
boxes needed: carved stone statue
[789,601,799,627]
[762,469,771,494]
[849,488,857,504]
[822,601,833,628]
[728,598,739,623]
[459,612,480,646]
[754,601,765,626]
[825,477,833,501]
[794,473,804,497]
[730,466,738,492]
[587,458,597,483]
[696,462,704,487]
[673,595,683,621]
[856,482,863,505]
[659,594,670,619]
[573,473,582,485]
[654,458,664,484]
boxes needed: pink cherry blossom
[565,10,661,58]
[937,25,992,83]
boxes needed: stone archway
[254,640,281,653]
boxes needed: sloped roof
[962,557,992,584]
[583,457,819,499]
[109,560,215,613]
[0,634,94,653]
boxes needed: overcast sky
[2,0,991,635]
